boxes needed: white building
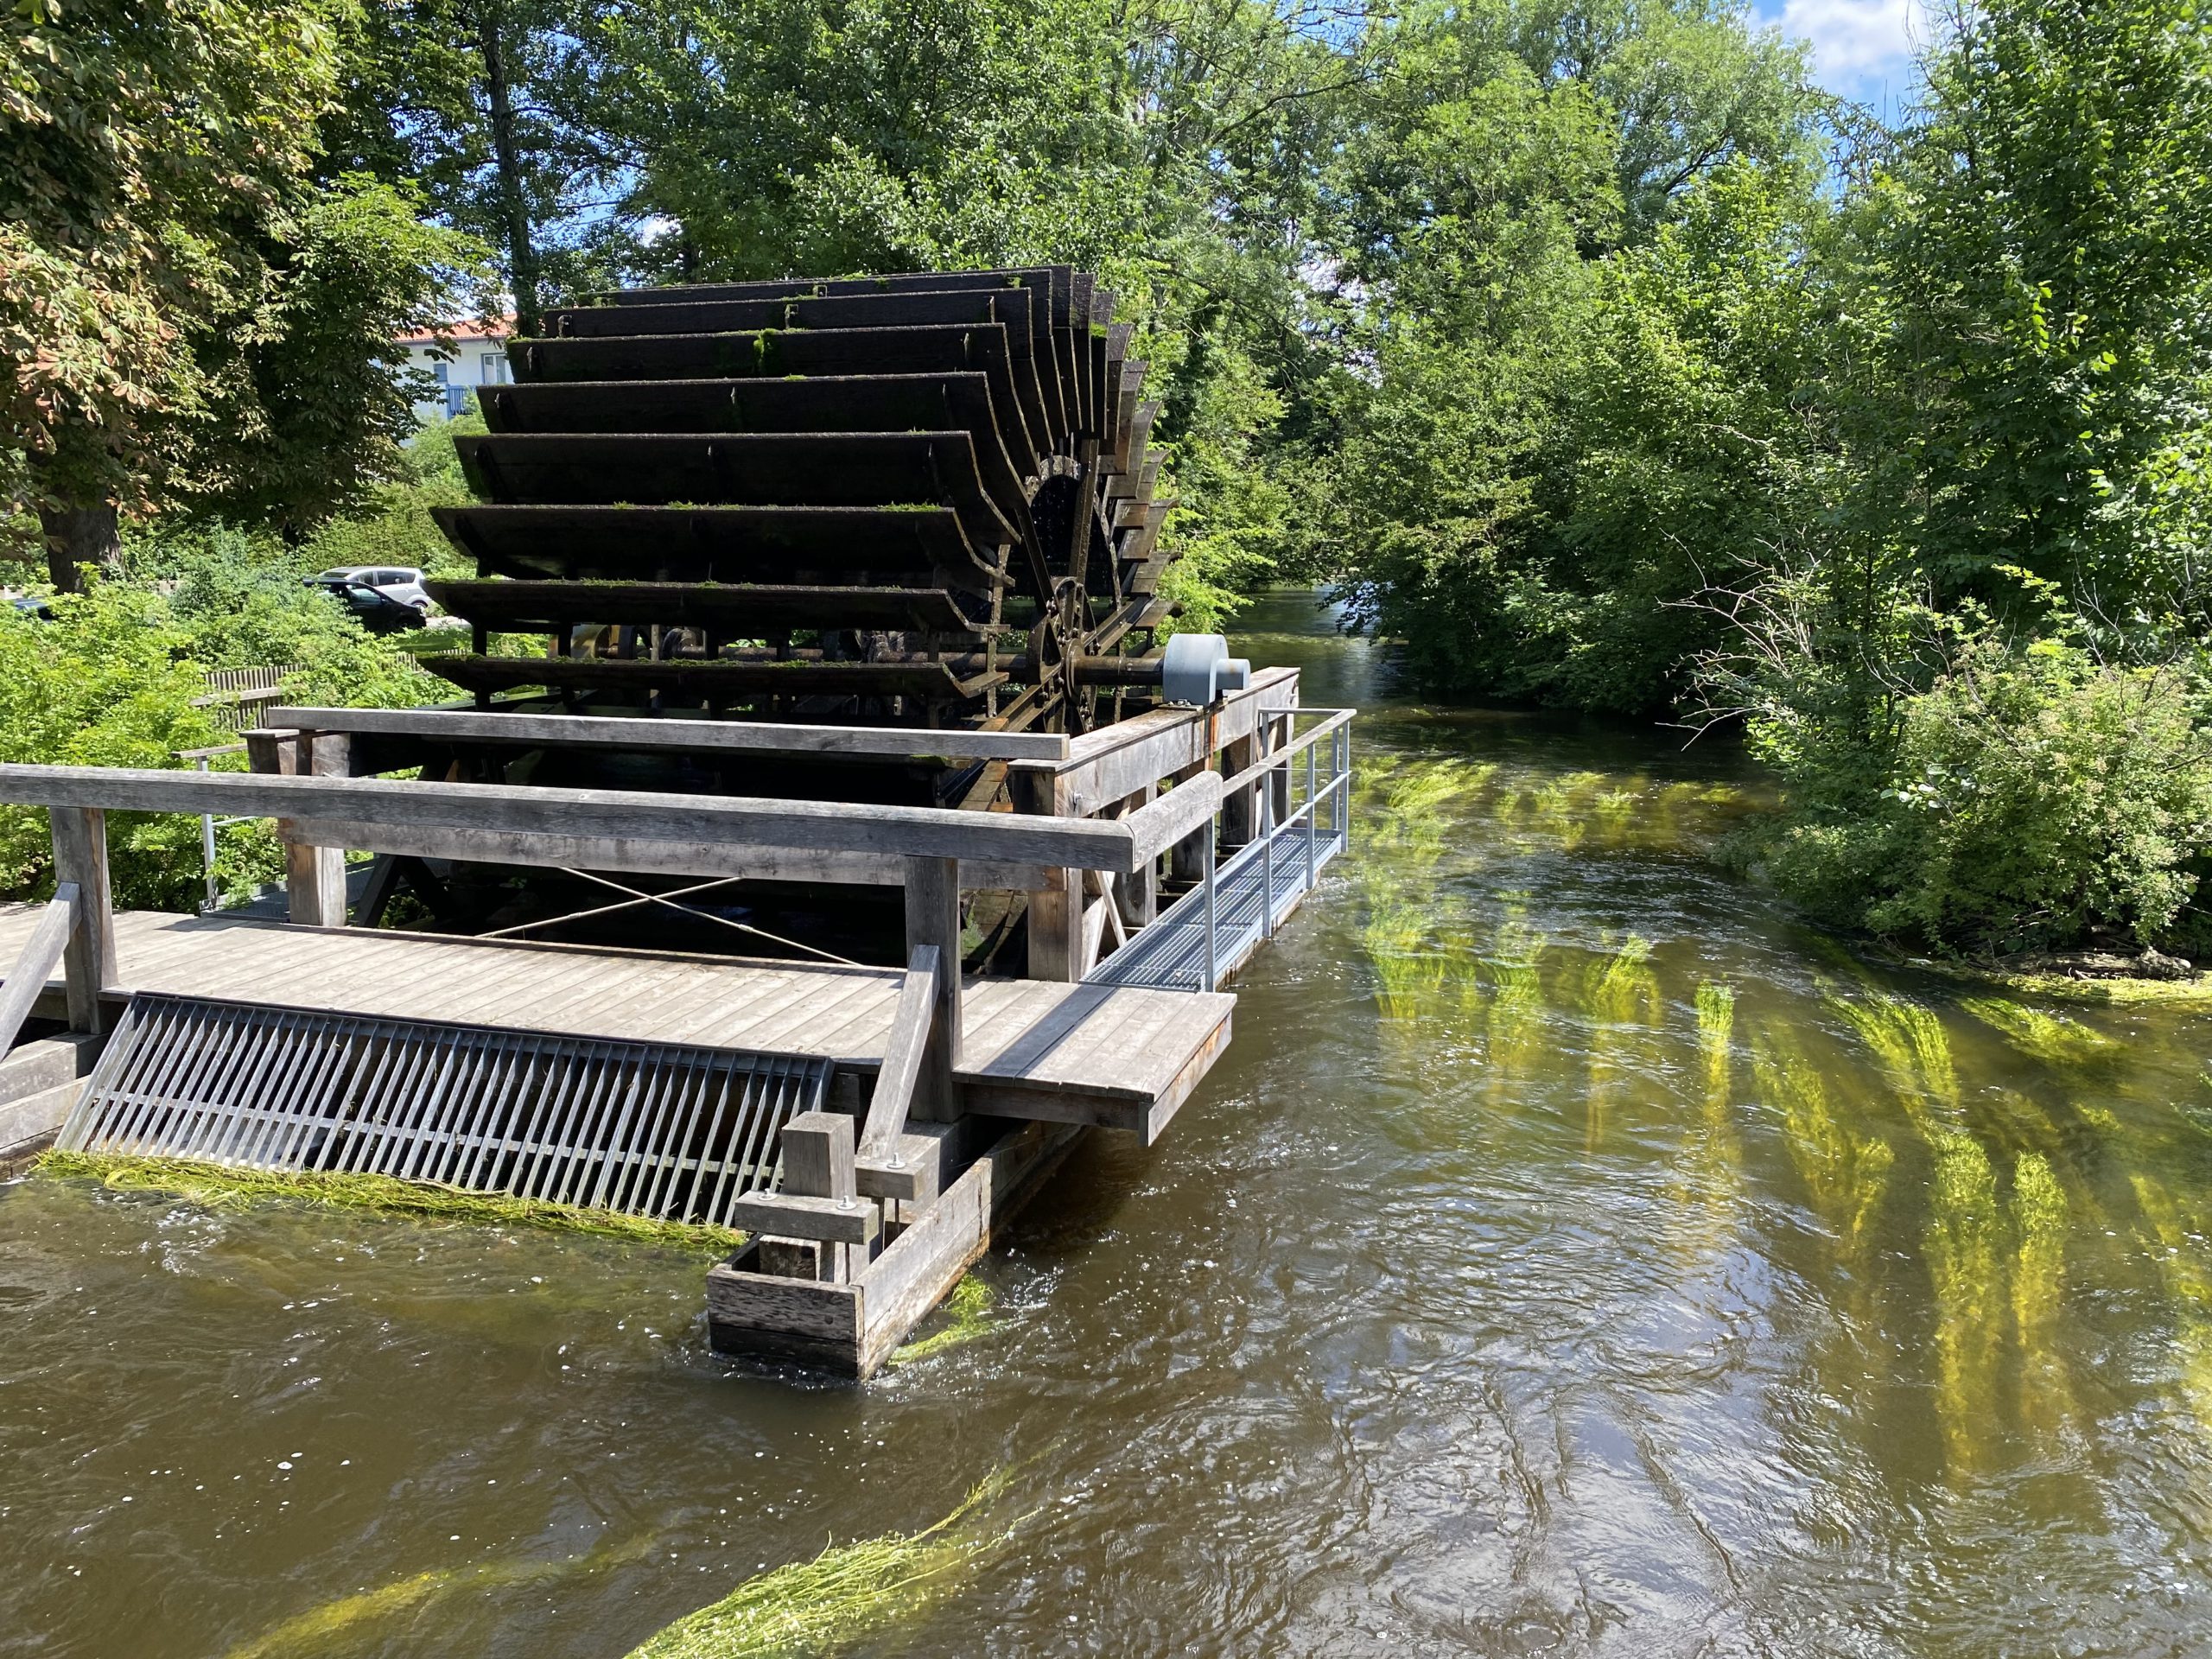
[397,317,514,422]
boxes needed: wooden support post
[1010,769,1082,981]
[1220,729,1260,847]
[1113,784,1157,928]
[48,808,115,1034]
[901,859,962,1121]
[1166,760,1210,885]
[246,728,348,927]
[772,1111,861,1281]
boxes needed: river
[4,589,2211,1656]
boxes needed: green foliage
[0,0,489,575]
[1744,636,2212,954]
[0,582,222,907]
[0,516,445,907]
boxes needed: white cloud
[1777,0,1930,79]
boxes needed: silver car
[305,566,432,611]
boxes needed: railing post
[1306,734,1318,893]
[246,728,349,927]
[1202,830,1217,991]
[901,855,962,1120]
[196,756,219,912]
[49,806,116,1034]
[1261,768,1274,938]
[1009,769,1081,982]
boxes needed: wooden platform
[0,906,1231,1139]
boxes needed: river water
[6,591,2212,1656]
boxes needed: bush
[1748,637,2212,955]
[3,511,454,908]
[0,585,226,908]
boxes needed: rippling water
[7,591,2212,1656]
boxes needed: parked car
[304,566,431,632]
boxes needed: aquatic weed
[1961,998,2120,1066]
[2011,1150,2075,1430]
[36,1152,741,1256]
[888,1274,997,1365]
[623,1474,1019,1658]
[1752,1033,1894,1247]
[1925,1129,2003,1469]
[225,1531,658,1658]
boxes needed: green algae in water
[888,1274,997,1365]
[2012,1149,2075,1432]
[1668,982,1743,1254]
[36,1152,741,1257]
[624,1475,1017,1659]
[1752,1033,1894,1249]
[1827,990,1961,1119]
[1925,1128,2003,1468]
[225,1530,658,1658]
[1961,997,2120,1065]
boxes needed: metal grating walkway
[58,993,830,1229]
[1090,715,1351,994]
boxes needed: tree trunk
[38,502,119,593]
[476,3,541,336]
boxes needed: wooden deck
[0,906,1231,1138]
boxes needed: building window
[480,351,511,385]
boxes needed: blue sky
[1752,0,1931,114]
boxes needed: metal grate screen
[59,994,830,1229]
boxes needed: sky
[1755,0,1932,113]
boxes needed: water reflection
[4,588,2212,1655]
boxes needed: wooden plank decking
[0,906,1231,1137]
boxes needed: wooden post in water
[772,1111,860,1281]
[48,806,115,1033]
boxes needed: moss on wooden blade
[623,1473,1019,1658]
[34,1152,742,1256]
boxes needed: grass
[35,1152,742,1257]
[887,1274,998,1366]
[624,1473,1020,1658]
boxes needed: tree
[1,0,485,586]
[323,0,613,334]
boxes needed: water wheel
[423,266,1175,755]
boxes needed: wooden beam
[0,763,1145,873]
[775,1110,862,1283]
[727,1191,880,1245]
[270,705,1070,763]
[283,817,1058,893]
[1124,771,1223,866]
[1014,664,1300,816]
[1009,768,1081,981]
[0,884,77,1055]
[48,810,114,1034]
[859,949,939,1160]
